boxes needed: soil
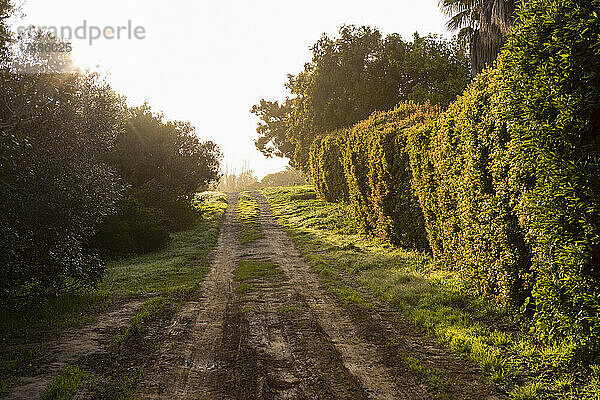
[4,192,505,399]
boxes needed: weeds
[41,364,84,400]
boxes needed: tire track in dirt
[139,192,373,399]
[138,193,241,400]
[5,297,149,400]
[231,253,368,400]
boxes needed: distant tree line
[218,163,306,193]
[0,9,221,305]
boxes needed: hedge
[408,69,532,307]
[408,0,600,349]
[309,134,349,202]
[343,102,437,249]
[500,0,600,347]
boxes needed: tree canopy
[440,0,518,75]
[252,25,470,170]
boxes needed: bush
[342,102,437,249]
[309,135,349,202]
[408,70,532,306]
[131,180,200,232]
[408,0,600,350]
[0,71,125,304]
[92,195,171,257]
[499,0,600,347]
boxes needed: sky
[10,0,451,179]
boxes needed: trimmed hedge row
[408,0,600,347]
[343,103,437,249]
[309,134,349,202]
[408,69,532,307]
[308,0,600,350]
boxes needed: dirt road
[137,193,501,400]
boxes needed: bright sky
[10,0,451,178]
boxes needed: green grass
[100,192,227,296]
[264,185,600,400]
[0,191,227,396]
[235,192,263,244]
[113,296,166,348]
[233,259,282,283]
[41,364,84,400]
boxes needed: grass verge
[264,185,600,400]
[235,192,263,244]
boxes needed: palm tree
[440,0,518,75]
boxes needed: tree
[0,67,127,303]
[94,104,222,256]
[115,104,221,199]
[439,0,518,75]
[252,25,470,170]
[251,99,294,160]
[388,33,471,106]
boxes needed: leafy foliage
[251,99,294,160]
[253,25,470,170]
[309,135,349,202]
[498,0,600,349]
[0,69,126,303]
[342,102,437,249]
[91,195,171,257]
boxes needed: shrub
[408,0,600,350]
[343,102,437,249]
[131,180,200,232]
[309,135,349,202]
[92,195,171,257]
[408,70,532,306]
[0,71,125,304]
[498,0,600,347]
